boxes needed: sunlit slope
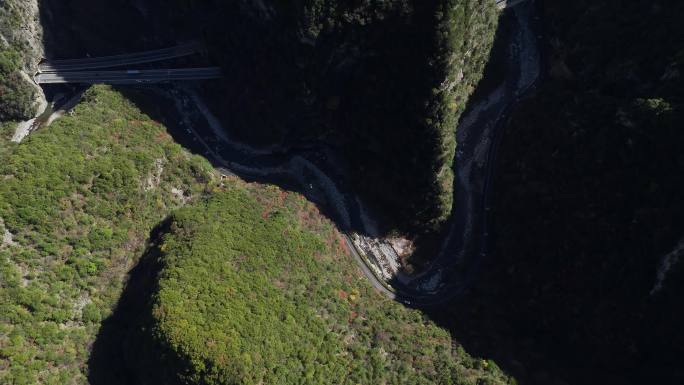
[0,85,214,384]
[143,186,512,385]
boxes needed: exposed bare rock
[2,0,47,121]
[2,0,44,70]
[387,237,415,259]
[144,158,165,191]
[0,217,17,248]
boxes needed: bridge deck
[38,43,202,73]
[35,67,222,84]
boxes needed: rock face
[19,1,42,70]
[0,0,44,121]
[0,0,43,70]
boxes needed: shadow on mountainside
[39,3,684,385]
[35,0,405,239]
[87,218,191,385]
[421,2,684,384]
[86,219,167,385]
[38,0,194,59]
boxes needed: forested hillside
[436,2,684,385]
[0,86,215,384]
[119,186,512,385]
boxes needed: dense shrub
[137,186,513,384]
[0,48,35,121]
[0,85,214,384]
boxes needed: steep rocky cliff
[0,0,44,121]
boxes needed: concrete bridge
[35,68,222,84]
[37,43,203,72]
[35,43,221,85]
